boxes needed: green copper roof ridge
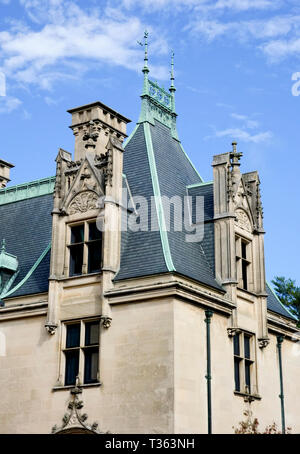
[0,176,55,206]
[1,242,51,299]
[123,124,139,148]
[143,122,175,272]
[266,281,297,320]
[178,143,204,183]
[187,181,213,189]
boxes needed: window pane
[245,361,251,394]
[66,323,80,348]
[85,322,100,346]
[233,334,240,356]
[84,348,99,384]
[65,350,79,386]
[234,358,240,392]
[69,244,83,276]
[244,335,251,359]
[71,225,84,244]
[242,260,248,290]
[241,241,247,259]
[88,242,102,273]
[89,222,102,241]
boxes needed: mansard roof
[0,180,53,301]
[115,121,223,291]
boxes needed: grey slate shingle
[0,194,53,299]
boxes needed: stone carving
[69,191,99,215]
[235,209,252,232]
[94,149,113,187]
[227,327,241,337]
[52,379,104,434]
[82,120,100,150]
[258,338,270,349]
[101,316,112,329]
[45,322,58,335]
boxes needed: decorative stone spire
[230,141,243,191]
[230,141,243,167]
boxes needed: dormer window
[235,236,252,291]
[68,221,102,277]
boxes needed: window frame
[60,317,101,387]
[235,235,253,292]
[66,219,103,277]
[232,330,258,396]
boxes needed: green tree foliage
[271,276,300,326]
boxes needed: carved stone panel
[235,209,252,232]
[69,191,99,215]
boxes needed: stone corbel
[258,337,270,349]
[45,322,58,335]
[100,316,112,329]
[227,327,241,337]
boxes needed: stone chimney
[0,159,14,188]
[67,101,131,161]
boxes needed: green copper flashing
[0,176,55,206]
[143,122,175,272]
[267,281,297,320]
[137,32,179,140]
[123,124,139,148]
[1,242,51,300]
[0,239,18,272]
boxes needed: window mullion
[82,222,89,274]
[78,321,85,384]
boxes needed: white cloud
[120,0,277,12]
[0,1,169,91]
[260,38,300,60]
[0,96,22,114]
[187,13,300,60]
[231,113,259,129]
[215,128,272,143]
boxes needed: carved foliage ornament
[52,382,105,434]
[69,191,99,215]
[235,209,252,232]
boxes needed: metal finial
[138,30,149,74]
[1,239,5,252]
[170,51,175,88]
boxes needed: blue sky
[0,0,299,283]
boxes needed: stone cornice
[267,311,299,338]
[105,278,234,316]
[0,301,48,321]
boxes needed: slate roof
[115,121,223,291]
[266,282,297,321]
[0,193,53,300]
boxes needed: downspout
[277,335,286,433]
[205,310,213,434]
